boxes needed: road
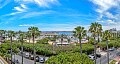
[96,48,120,64]
[12,55,43,64]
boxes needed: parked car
[96,54,101,58]
[108,47,115,51]
[25,52,29,58]
[116,52,120,56]
[88,54,95,60]
[29,54,34,60]
[39,57,45,63]
[88,54,101,60]
[35,56,39,62]
[11,59,20,64]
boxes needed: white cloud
[19,24,34,27]
[106,20,116,24]
[0,0,11,8]
[2,4,28,16]
[91,0,118,13]
[20,4,28,9]
[104,12,115,19]
[13,4,28,12]
[18,23,90,31]
[20,10,55,19]
[90,0,120,30]
[90,0,120,18]
[14,0,60,8]
[14,7,25,12]
[103,24,120,30]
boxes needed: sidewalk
[0,56,8,64]
[96,48,107,56]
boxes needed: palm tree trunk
[88,36,89,42]
[79,39,82,63]
[106,40,109,64]
[21,36,23,64]
[29,37,30,43]
[94,36,97,64]
[61,38,63,46]
[79,38,82,55]
[33,34,36,64]
[98,34,100,42]
[10,36,12,64]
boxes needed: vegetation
[98,39,120,50]
[0,22,120,64]
[89,22,103,64]
[0,41,94,56]
[73,26,86,54]
[37,38,49,44]
[28,26,40,64]
[45,52,94,64]
[110,60,117,64]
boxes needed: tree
[102,30,111,64]
[45,52,94,64]
[0,30,5,36]
[89,22,102,64]
[67,37,71,43]
[28,27,40,64]
[26,31,31,43]
[60,34,64,46]
[73,26,86,55]
[97,24,102,42]
[7,30,15,64]
[18,30,25,64]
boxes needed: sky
[0,0,120,31]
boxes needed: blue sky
[0,0,120,31]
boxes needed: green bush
[0,42,94,56]
[98,39,120,50]
[45,52,94,64]
[36,38,49,44]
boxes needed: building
[40,31,58,39]
[0,36,5,44]
[41,31,89,45]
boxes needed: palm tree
[60,34,64,46]
[67,37,71,43]
[7,30,15,64]
[97,24,102,42]
[26,31,31,43]
[89,22,102,64]
[0,30,5,36]
[53,35,58,41]
[73,26,86,55]
[102,30,111,64]
[28,27,40,64]
[18,30,25,64]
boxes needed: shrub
[45,52,94,64]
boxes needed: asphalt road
[96,48,120,64]
[12,55,43,64]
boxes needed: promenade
[0,56,8,64]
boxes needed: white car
[88,55,95,60]
[25,52,29,58]
[39,57,45,63]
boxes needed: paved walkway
[0,59,4,64]
[0,56,8,64]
